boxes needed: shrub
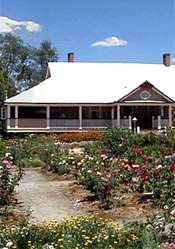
[53,130,102,143]
[0,215,161,249]
[18,158,46,168]
[84,141,101,156]
[0,155,23,206]
[102,128,133,156]
[102,129,168,156]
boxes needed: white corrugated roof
[5,62,175,104]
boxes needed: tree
[0,34,58,92]
[0,62,16,101]
[0,34,33,91]
[31,40,58,85]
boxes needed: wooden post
[46,106,50,129]
[158,115,161,130]
[117,105,120,128]
[79,106,82,129]
[111,107,114,128]
[169,105,172,127]
[15,106,18,128]
[7,105,10,129]
[152,116,155,129]
[129,115,132,130]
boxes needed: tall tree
[31,40,58,85]
[0,34,58,92]
[0,62,16,101]
[0,34,33,91]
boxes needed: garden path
[16,168,80,223]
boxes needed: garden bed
[0,128,175,248]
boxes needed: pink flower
[101,154,108,160]
[3,160,13,170]
[96,171,102,176]
[132,164,140,169]
[122,163,132,171]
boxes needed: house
[2,53,175,133]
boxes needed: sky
[0,0,175,63]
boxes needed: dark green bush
[102,129,133,156]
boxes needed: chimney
[68,52,74,62]
[163,53,170,66]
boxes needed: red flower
[143,175,149,181]
[103,184,112,193]
[131,148,144,155]
[100,149,108,155]
[122,159,129,165]
[123,180,129,186]
[170,163,175,172]
[153,170,161,178]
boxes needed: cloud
[91,36,128,47]
[0,16,42,33]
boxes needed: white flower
[164,205,169,210]
[6,241,13,247]
[156,165,163,170]
[87,170,92,173]
[5,152,11,157]
[43,244,55,249]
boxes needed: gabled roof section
[119,81,174,103]
[5,62,175,104]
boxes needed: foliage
[0,215,163,249]
[84,141,102,156]
[145,208,175,243]
[77,150,118,209]
[164,127,175,153]
[0,62,16,101]
[32,40,58,85]
[102,128,133,156]
[18,158,46,168]
[102,129,168,156]
[49,152,76,175]
[0,153,23,206]
[0,33,58,92]
[8,135,59,167]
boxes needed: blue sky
[0,0,175,63]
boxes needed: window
[139,90,151,100]
[18,107,46,119]
[50,107,79,119]
[1,107,6,120]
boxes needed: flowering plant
[0,153,23,206]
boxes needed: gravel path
[16,168,80,223]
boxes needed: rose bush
[0,153,23,206]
